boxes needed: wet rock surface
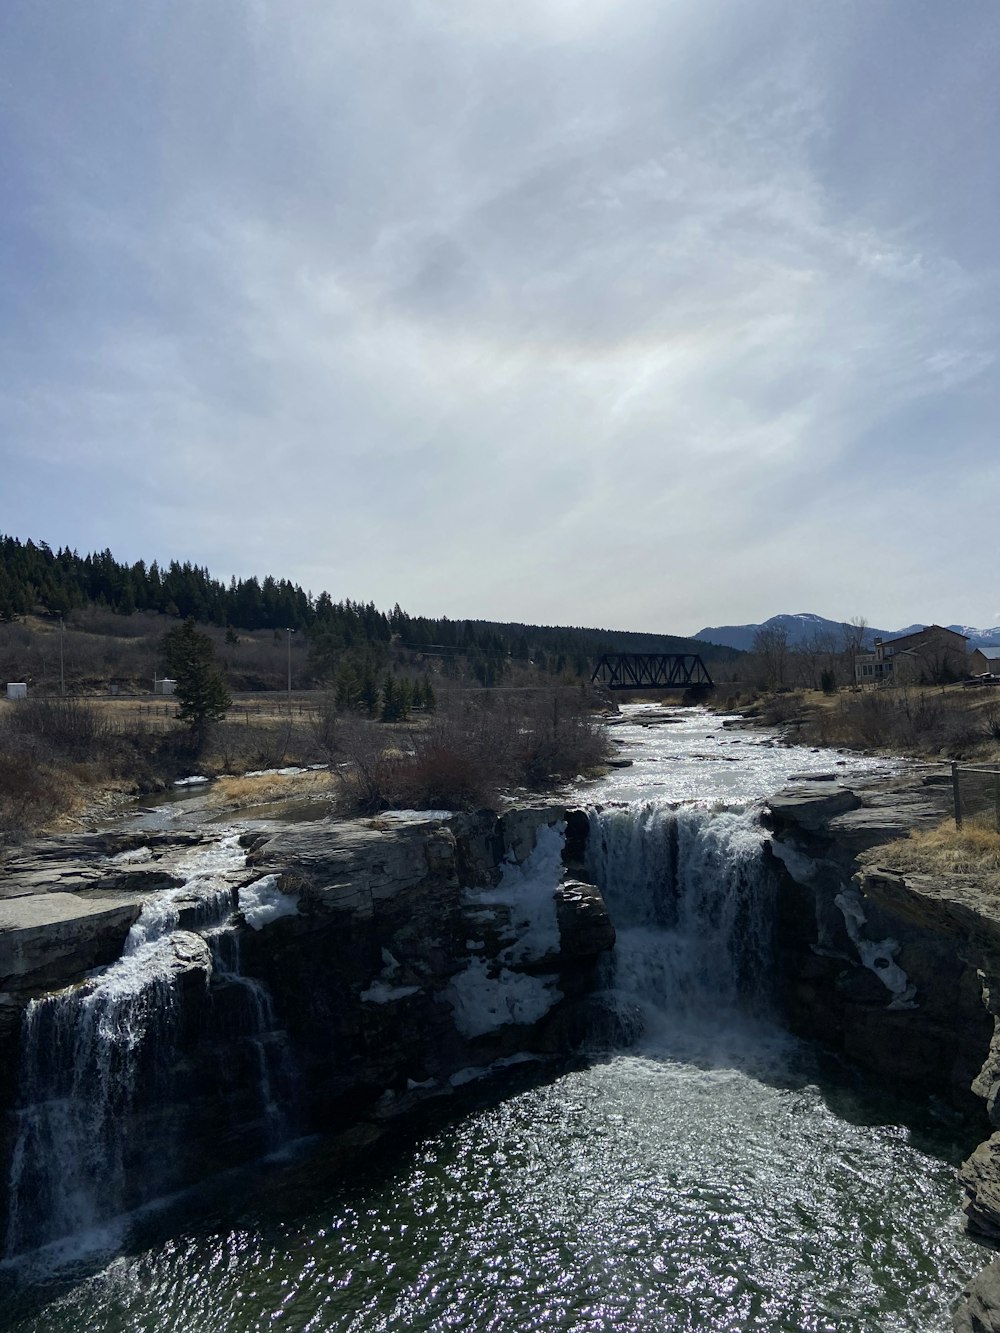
[764,772,1000,1328]
[955,1258,1000,1333]
[0,805,615,1250]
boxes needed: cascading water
[0,712,979,1332]
[204,925,300,1152]
[586,799,778,1040]
[3,836,298,1262]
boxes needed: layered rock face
[761,776,1000,1331]
[0,808,614,1254]
[765,778,994,1105]
[234,808,615,1132]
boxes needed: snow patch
[360,980,421,1004]
[464,822,566,966]
[110,845,153,865]
[445,958,562,1038]
[448,1053,541,1087]
[835,889,916,1008]
[242,766,308,779]
[238,875,300,931]
[173,775,209,788]
[375,809,455,823]
[769,839,816,883]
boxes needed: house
[854,625,969,685]
[5,682,27,700]
[154,678,177,697]
[969,647,1000,677]
[854,640,894,684]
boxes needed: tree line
[0,534,739,672]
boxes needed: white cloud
[1,0,998,631]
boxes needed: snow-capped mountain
[694,613,1000,653]
[948,625,1000,648]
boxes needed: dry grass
[207,769,337,810]
[862,817,1000,891]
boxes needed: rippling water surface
[0,1040,977,1333]
[0,707,982,1331]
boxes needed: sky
[2,0,999,636]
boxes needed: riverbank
[4,706,1000,1328]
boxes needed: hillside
[0,535,739,695]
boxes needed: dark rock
[955,1258,1000,1332]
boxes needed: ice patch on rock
[238,875,300,931]
[835,889,916,1008]
[376,809,456,823]
[361,980,421,1004]
[110,846,153,865]
[445,958,562,1038]
[465,822,566,966]
[769,839,816,883]
[448,1052,541,1087]
[173,775,209,788]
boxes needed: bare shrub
[338,718,401,812]
[0,751,68,845]
[760,691,805,726]
[310,693,340,762]
[801,688,997,759]
[514,691,609,785]
[2,697,111,762]
[398,705,508,809]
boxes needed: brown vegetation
[0,686,609,845]
[319,690,610,814]
[861,817,1000,893]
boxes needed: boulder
[955,1258,1000,1333]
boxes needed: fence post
[994,771,1000,834]
[952,761,963,829]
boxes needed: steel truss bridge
[591,652,714,692]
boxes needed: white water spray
[586,801,777,1040]
[3,836,297,1261]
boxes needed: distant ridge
[694,612,1000,653]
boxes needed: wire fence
[952,763,1000,831]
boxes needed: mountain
[948,625,1000,648]
[694,612,1000,653]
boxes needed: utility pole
[59,617,65,697]
[286,628,295,714]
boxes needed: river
[0,706,982,1331]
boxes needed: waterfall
[205,926,300,1152]
[3,836,296,1262]
[586,801,777,1042]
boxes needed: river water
[0,706,983,1331]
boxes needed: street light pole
[286,628,295,714]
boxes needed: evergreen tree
[380,672,401,722]
[162,618,231,740]
[335,661,362,712]
[360,660,380,717]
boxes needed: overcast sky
[2,0,998,635]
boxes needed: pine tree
[163,618,231,741]
[335,662,362,712]
[380,672,400,722]
[360,661,380,717]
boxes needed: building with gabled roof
[854,625,969,685]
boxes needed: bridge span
[591,652,714,692]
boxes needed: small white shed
[154,678,177,697]
[6,682,27,700]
